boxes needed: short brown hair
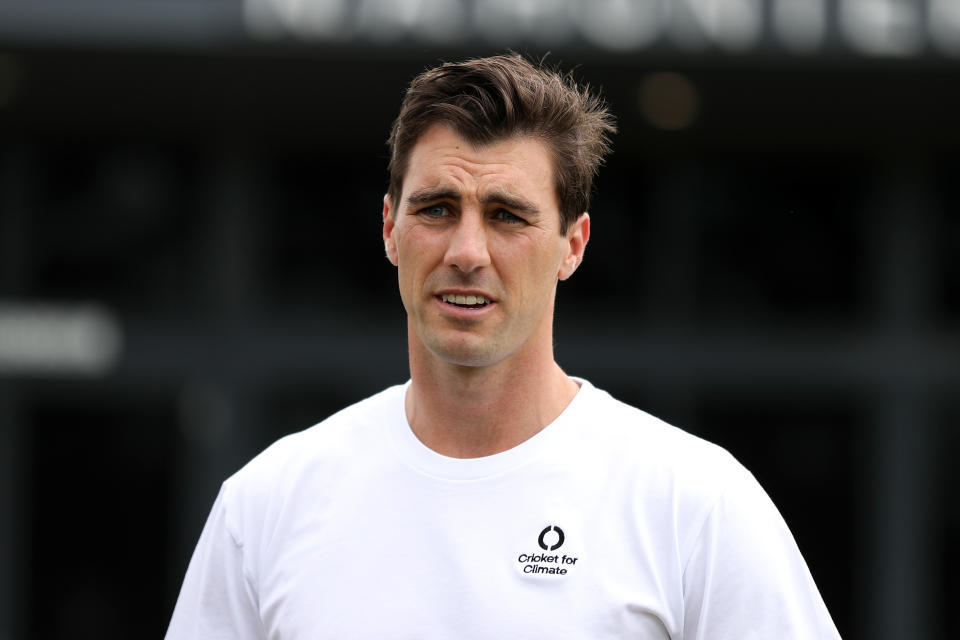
[387,54,616,234]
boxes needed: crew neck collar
[384,378,592,482]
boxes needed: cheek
[395,227,441,291]
[395,228,421,270]
[497,239,564,300]
[395,261,421,317]
[397,225,438,260]
[513,235,565,271]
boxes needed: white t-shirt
[166,380,841,639]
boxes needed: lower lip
[434,296,496,319]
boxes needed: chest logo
[517,524,578,577]
[538,525,565,551]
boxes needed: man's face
[382,125,588,369]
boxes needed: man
[166,55,841,639]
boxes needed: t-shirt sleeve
[165,484,266,640]
[681,463,842,640]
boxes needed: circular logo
[538,525,565,551]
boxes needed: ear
[558,212,590,281]
[382,194,399,266]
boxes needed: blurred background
[1,0,958,638]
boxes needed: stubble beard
[415,315,508,369]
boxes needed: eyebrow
[405,186,541,216]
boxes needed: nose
[443,211,490,273]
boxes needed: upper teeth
[442,294,489,305]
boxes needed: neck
[405,332,580,459]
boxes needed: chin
[423,334,504,368]
[429,345,498,368]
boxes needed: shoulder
[572,388,838,636]
[571,381,759,536]
[219,383,405,537]
[575,381,746,485]
[247,383,399,470]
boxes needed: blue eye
[421,204,447,218]
[494,209,524,224]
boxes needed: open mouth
[439,293,492,309]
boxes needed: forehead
[402,125,557,205]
